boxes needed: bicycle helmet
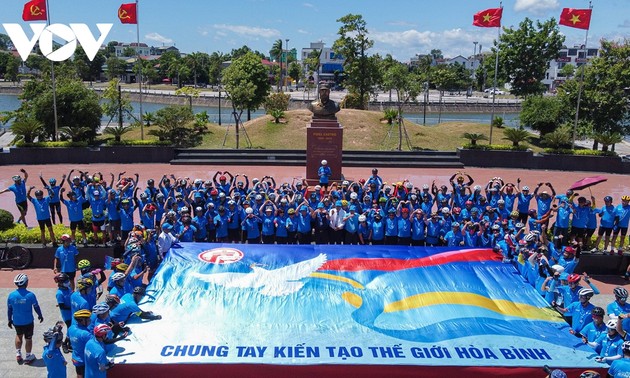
[522,186,530,191]
[441,207,450,214]
[350,192,358,200]
[77,259,91,270]
[53,273,69,284]
[622,195,630,202]
[614,287,628,299]
[567,273,581,283]
[93,324,112,338]
[358,215,367,222]
[133,286,146,295]
[605,318,618,330]
[551,265,564,274]
[497,199,505,205]
[452,207,461,215]
[111,272,126,282]
[320,160,327,166]
[14,273,28,286]
[579,370,601,378]
[515,222,524,229]
[105,294,120,306]
[491,224,501,231]
[510,210,519,217]
[578,287,594,298]
[92,303,110,315]
[34,190,44,196]
[74,309,92,319]
[623,341,630,353]
[604,196,613,202]
[422,184,429,190]
[591,307,605,317]
[76,278,93,291]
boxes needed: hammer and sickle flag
[118,3,138,24]
[22,0,47,22]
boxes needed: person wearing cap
[53,234,79,290]
[213,170,234,195]
[593,195,617,253]
[67,169,89,210]
[317,160,332,194]
[68,309,92,378]
[312,202,330,244]
[580,307,608,353]
[191,206,208,242]
[157,223,178,259]
[42,321,67,377]
[295,203,313,244]
[328,199,346,244]
[611,195,630,254]
[8,273,43,365]
[241,207,262,243]
[118,195,137,241]
[86,187,107,246]
[570,196,591,246]
[594,318,624,365]
[608,287,630,332]
[608,340,630,378]
[443,221,465,247]
[395,202,413,246]
[60,187,89,247]
[259,200,277,244]
[341,205,360,244]
[27,185,57,247]
[0,168,29,227]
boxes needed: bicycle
[0,239,32,270]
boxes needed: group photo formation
[1,0,630,378]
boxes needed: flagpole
[136,0,144,139]
[489,2,502,145]
[571,0,592,150]
[45,0,59,141]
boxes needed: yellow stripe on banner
[309,272,365,290]
[384,292,563,322]
[342,292,363,308]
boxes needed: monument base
[306,119,343,183]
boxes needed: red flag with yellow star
[473,8,502,28]
[559,8,592,30]
[118,3,138,24]
[22,0,47,21]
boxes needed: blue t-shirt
[56,287,73,322]
[571,204,590,228]
[369,220,385,241]
[68,324,91,366]
[555,205,572,228]
[411,218,426,240]
[318,166,331,184]
[84,338,109,378]
[63,198,85,222]
[598,334,624,363]
[43,344,67,378]
[601,205,616,228]
[70,291,91,319]
[7,288,39,326]
[119,205,136,231]
[9,181,27,203]
[55,245,79,273]
[566,301,595,333]
[616,204,630,228]
[242,217,261,239]
[608,358,630,378]
[581,321,607,351]
[214,213,229,238]
[110,298,141,323]
[30,196,51,220]
[46,185,62,204]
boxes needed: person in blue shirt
[444,222,465,247]
[608,340,630,378]
[554,287,595,337]
[295,204,313,244]
[317,160,332,193]
[0,169,29,227]
[39,174,65,225]
[27,186,57,247]
[118,198,137,241]
[60,189,89,247]
[111,287,161,324]
[395,205,412,246]
[612,195,630,253]
[53,273,73,353]
[84,324,115,378]
[369,213,385,245]
[242,207,262,243]
[608,287,630,334]
[594,318,624,366]
[365,168,383,193]
[68,309,92,378]
[552,200,573,248]
[42,322,67,378]
[342,205,360,244]
[570,196,591,246]
[581,307,607,354]
[53,234,79,290]
[534,182,556,221]
[213,206,230,243]
[593,196,617,253]
[70,278,94,324]
[7,273,43,365]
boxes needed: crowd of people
[3,166,630,377]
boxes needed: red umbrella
[569,175,607,192]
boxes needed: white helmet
[606,318,618,330]
[342,180,349,186]
[92,303,110,315]
[350,192,358,200]
[578,288,594,297]
[441,207,450,214]
[321,160,327,165]
[245,207,254,214]
[551,265,564,273]
[14,273,28,286]
[111,272,126,282]
[358,215,367,222]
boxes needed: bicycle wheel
[6,246,32,270]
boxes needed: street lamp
[472,41,478,71]
[218,85,222,126]
[285,38,290,91]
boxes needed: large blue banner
[115,244,599,368]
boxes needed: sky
[1,0,629,61]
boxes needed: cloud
[297,29,309,34]
[302,2,317,10]
[619,20,630,28]
[386,20,417,28]
[212,24,281,39]
[145,32,173,44]
[514,0,559,14]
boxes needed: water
[0,94,266,129]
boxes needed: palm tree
[270,39,283,91]
[462,132,488,146]
[593,131,623,152]
[542,128,571,150]
[502,128,531,147]
[382,109,397,125]
[143,112,155,127]
[269,109,285,124]
[103,124,135,142]
[59,126,92,143]
[10,117,45,145]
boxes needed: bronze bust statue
[307,83,340,120]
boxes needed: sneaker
[16,354,23,365]
[62,341,69,354]
[590,247,598,253]
[23,354,35,365]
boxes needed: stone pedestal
[306,119,343,182]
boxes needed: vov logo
[2,23,113,62]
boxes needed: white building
[543,45,600,91]
[114,42,151,57]
[301,41,345,82]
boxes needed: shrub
[340,91,369,110]
[15,141,89,148]
[268,109,285,124]
[461,133,488,146]
[0,209,14,231]
[105,140,171,146]
[264,92,290,113]
[0,223,85,243]
[542,127,572,149]
[463,144,528,151]
[543,148,618,157]
[382,109,398,125]
[502,128,531,147]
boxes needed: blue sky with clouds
[1,0,628,61]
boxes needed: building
[543,44,600,91]
[114,42,151,57]
[151,45,180,56]
[300,41,345,83]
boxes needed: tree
[333,14,380,109]
[148,105,202,147]
[264,92,290,123]
[462,133,488,146]
[103,124,135,142]
[74,47,105,84]
[105,57,127,80]
[122,46,136,57]
[207,51,226,85]
[175,86,200,109]
[558,64,575,79]
[183,52,210,87]
[557,39,630,149]
[5,55,19,83]
[381,59,421,150]
[101,79,134,125]
[143,112,155,127]
[502,128,531,147]
[270,39,283,91]
[497,18,564,97]
[288,61,302,88]
[519,95,568,136]
[221,51,270,148]
[9,116,45,145]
